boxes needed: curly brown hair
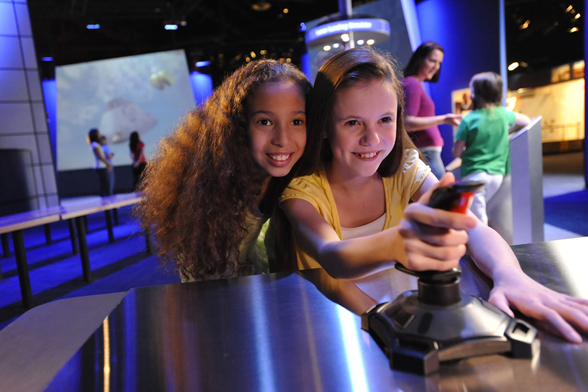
[137,59,311,280]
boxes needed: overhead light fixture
[306,17,389,51]
[575,13,581,19]
[508,62,520,71]
[569,27,579,32]
[41,57,53,62]
[300,22,307,32]
[283,8,289,14]
[164,23,178,30]
[86,23,100,30]
[332,43,340,48]
[324,45,332,51]
[251,1,271,11]
[196,61,210,67]
[519,20,530,29]
[566,5,573,12]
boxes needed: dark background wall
[416,0,501,165]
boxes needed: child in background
[100,135,115,195]
[279,48,588,343]
[129,131,147,190]
[138,59,311,281]
[452,72,531,224]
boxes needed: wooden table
[0,237,586,391]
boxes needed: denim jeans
[422,149,445,180]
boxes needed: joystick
[361,181,540,375]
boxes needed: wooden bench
[0,192,151,309]
[0,208,61,308]
[60,193,152,284]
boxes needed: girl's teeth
[269,154,290,161]
[358,152,377,158]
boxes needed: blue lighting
[195,61,210,67]
[41,57,53,62]
[305,18,390,45]
[300,22,307,32]
[86,23,100,29]
[190,71,213,106]
[164,24,178,30]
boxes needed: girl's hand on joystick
[395,173,477,272]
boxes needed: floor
[0,151,585,331]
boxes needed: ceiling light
[196,61,210,67]
[164,24,178,30]
[341,34,350,42]
[575,13,581,19]
[251,1,271,11]
[283,8,289,14]
[520,20,530,29]
[332,43,340,48]
[569,27,579,32]
[260,49,267,55]
[357,39,364,45]
[86,24,100,30]
[250,51,256,58]
[246,57,251,62]
[367,39,375,45]
[566,5,573,12]
[508,62,519,71]
[41,57,53,62]
[324,45,332,51]
[300,22,307,32]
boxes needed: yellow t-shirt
[279,149,431,270]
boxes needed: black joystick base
[361,264,540,375]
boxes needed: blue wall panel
[416,0,500,164]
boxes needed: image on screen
[56,49,195,171]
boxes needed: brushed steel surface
[10,238,588,391]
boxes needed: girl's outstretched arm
[465,222,588,344]
[281,174,474,280]
[422,173,588,343]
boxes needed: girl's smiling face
[418,48,444,81]
[248,81,307,178]
[328,80,398,179]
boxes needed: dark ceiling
[505,0,584,75]
[28,0,584,85]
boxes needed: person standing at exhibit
[100,135,115,195]
[452,72,531,224]
[88,128,112,196]
[403,41,462,180]
[129,131,147,190]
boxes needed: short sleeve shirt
[279,149,431,270]
[455,106,516,177]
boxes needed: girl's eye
[345,120,358,126]
[292,119,304,126]
[258,119,272,126]
[381,116,393,123]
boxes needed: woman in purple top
[403,41,462,180]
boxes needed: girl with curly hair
[138,59,312,281]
